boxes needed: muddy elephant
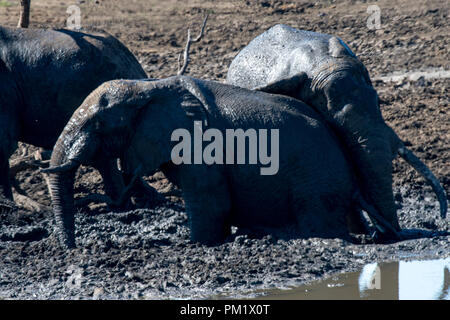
[227,24,447,230]
[0,25,147,200]
[43,75,378,248]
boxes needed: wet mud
[0,0,448,299]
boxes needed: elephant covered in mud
[227,24,447,231]
[44,75,376,248]
[0,25,147,200]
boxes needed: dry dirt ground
[0,0,448,299]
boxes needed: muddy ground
[0,0,448,299]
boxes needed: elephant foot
[347,208,371,235]
[348,232,378,244]
[349,229,403,245]
[190,224,231,246]
[130,178,166,208]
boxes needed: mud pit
[0,0,448,299]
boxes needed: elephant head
[251,46,447,234]
[321,68,405,231]
[42,77,208,248]
[227,25,447,233]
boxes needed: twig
[14,193,51,213]
[17,0,31,28]
[10,157,50,177]
[177,14,208,76]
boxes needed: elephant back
[227,24,369,95]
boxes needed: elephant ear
[254,72,309,100]
[329,36,355,58]
[178,77,210,127]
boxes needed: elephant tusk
[40,160,79,174]
[398,146,448,219]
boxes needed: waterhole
[258,257,449,300]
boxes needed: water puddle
[257,257,450,300]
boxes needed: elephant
[43,75,390,248]
[0,25,147,201]
[227,24,447,231]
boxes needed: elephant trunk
[346,121,447,234]
[47,169,77,248]
[349,127,401,232]
[43,112,94,248]
[44,124,84,247]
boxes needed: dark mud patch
[0,226,48,242]
[0,186,448,299]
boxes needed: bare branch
[177,52,182,73]
[192,14,208,42]
[10,157,49,177]
[14,193,51,213]
[18,0,31,28]
[75,193,114,208]
[8,170,51,213]
[177,14,208,76]
[177,29,192,76]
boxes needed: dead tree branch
[14,193,51,213]
[18,0,31,28]
[9,157,50,177]
[177,14,208,76]
[7,150,52,212]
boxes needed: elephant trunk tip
[41,160,80,174]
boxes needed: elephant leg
[346,208,369,235]
[295,194,350,239]
[95,159,126,207]
[0,124,17,200]
[0,154,13,200]
[180,165,232,245]
[121,170,163,207]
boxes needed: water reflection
[260,258,449,300]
